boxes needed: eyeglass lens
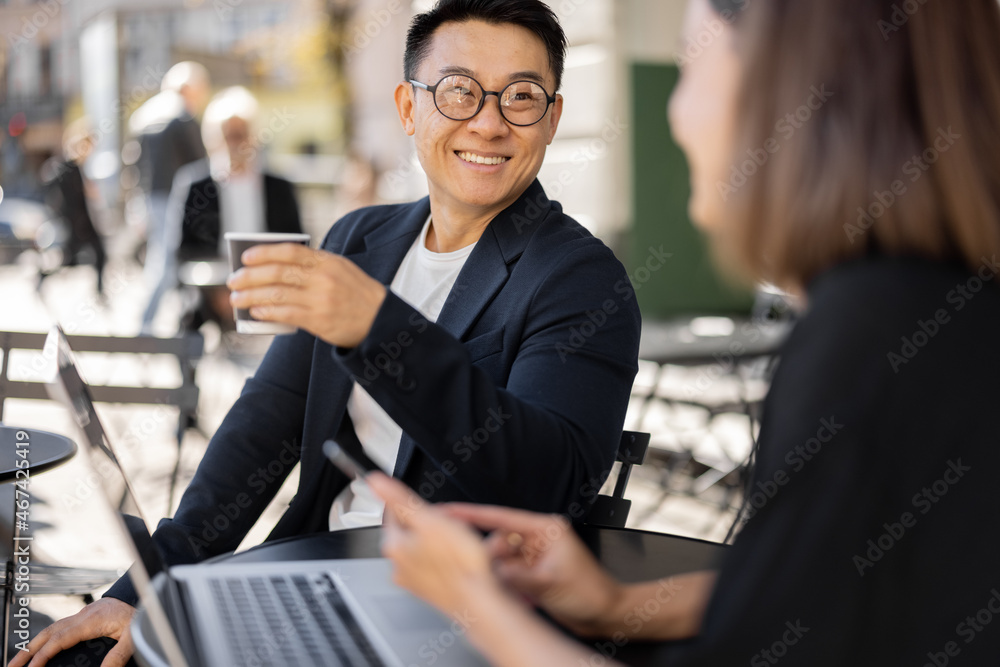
[434,76,550,125]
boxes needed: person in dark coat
[173,86,302,331]
[132,61,210,333]
[41,119,107,295]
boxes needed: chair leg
[2,557,11,665]
[168,412,187,515]
[3,495,19,665]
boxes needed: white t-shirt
[217,171,266,255]
[329,216,476,529]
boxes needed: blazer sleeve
[103,327,317,605]
[335,241,641,514]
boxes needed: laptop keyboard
[209,572,387,666]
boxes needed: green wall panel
[629,62,753,318]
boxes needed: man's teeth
[458,152,509,165]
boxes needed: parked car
[0,196,67,271]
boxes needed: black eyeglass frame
[409,75,557,127]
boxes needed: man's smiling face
[396,19,563,218]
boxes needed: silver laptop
[43,326,487,667]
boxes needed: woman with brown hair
[369,0,1000,664]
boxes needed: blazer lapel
[299,198,429,491]
[344,199,429,284]
[393,180,553,476]
[435,179,551,339]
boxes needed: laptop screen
[43,326,191,667]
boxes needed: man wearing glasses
[14,1,641,664]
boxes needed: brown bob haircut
[710,0,1000,289]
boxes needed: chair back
[585,430,650,528]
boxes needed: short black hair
[404,0,568,92]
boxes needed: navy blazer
[107,180,640,604]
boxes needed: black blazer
[106,180,641,604]
[178,173,302,261]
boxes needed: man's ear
[546,93,564,145]
[395,82,417,136]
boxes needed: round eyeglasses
[409,75,556,127]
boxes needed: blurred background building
[0,0,752,318]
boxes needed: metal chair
[585,431,651,528]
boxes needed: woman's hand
[368,473,623,636]
[443,503,624,637]
[227,243,387,348]
[368,473,505,619]
[7,598,135,667]
[369,474,622,667]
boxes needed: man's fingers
[240,242,314,266]
[231,285,297,307]
[7,623,56,666]
[24,623,91,667]
[229,264,301,289]
[249,303,309,325]
[100,635,134,667]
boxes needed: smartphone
[322,440,387,480]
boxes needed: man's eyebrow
[438,65,477,79]
[507,70,547,85]
[436,66,548,87]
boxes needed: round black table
[224,524,724,583]
[0,425,77,663]
[202,524,725,665]
[0,425,76,483]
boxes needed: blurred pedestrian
[174,86,302,332]
[40,118,107,296]
[130,61,211,334]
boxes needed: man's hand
[227,243,387,348]
[7,598,135,667]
